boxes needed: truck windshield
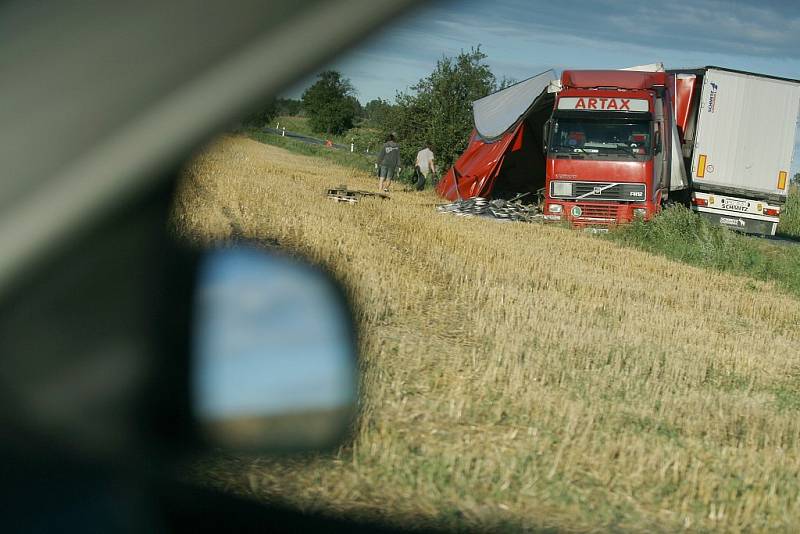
[550,118,651,158]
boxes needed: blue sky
[285,0,800,172]
[288,0,800,102]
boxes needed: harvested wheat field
[174,135,800,532]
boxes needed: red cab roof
[561,70,666,90]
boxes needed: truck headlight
[633,208,647,219]
[552,181,573,197]
[548,204,563,214]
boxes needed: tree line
[243,46,510,174]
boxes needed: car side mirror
[191,246,357,452]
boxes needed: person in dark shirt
[376,134,400,192]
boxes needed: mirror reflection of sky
[285,0,800,173]
[193,248,356,420]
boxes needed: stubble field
[174,135,800,532]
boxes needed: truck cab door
[654,93,677,203]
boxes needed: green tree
[240,99,277,128]
[302,71,358,135]
[276,97,302,116]
[364,98,393,127]
[498,75,517,90]
[346,95,365,121]
[388,46,498,174]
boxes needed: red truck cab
[543,70,672,227]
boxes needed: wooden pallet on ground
[326,185,389,203]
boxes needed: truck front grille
[576,204,617,220]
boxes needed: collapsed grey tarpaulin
[472,70,558,140]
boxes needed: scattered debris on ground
[326,185,389,203]
[436,195,542,222]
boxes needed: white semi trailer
[670,67,800,235]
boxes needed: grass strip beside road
[607,204,800,298]
[778,185,800,238]
[246,128,377,175]
[272,115,386,154]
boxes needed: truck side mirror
[542,120,551,153]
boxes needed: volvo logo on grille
[573,182,644,201]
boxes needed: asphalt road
[263,127,373,153]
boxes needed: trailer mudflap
[695,210,777,236]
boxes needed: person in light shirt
[414,142,436,191]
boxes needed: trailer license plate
[720,198,750,212]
